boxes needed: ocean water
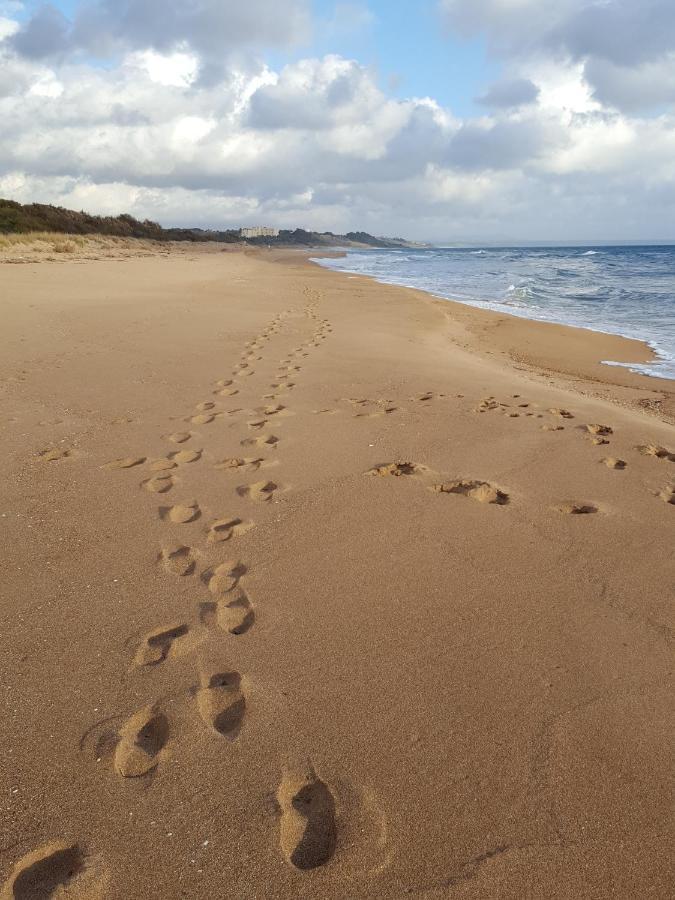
[314,245,675,380]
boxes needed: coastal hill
[0,198,423,249]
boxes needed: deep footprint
[197,670,246,738]
[367,461,423,477]
[207,518,254,543]
[217,589,254,635]
[214,456,263,472]
[278,766,337,870]
[208,559,245,594]
[2,843,90,900]
[555,502,598,515]
[433,480,509,505]
[241,434,279,449]
[237,480,279,501]
[114,705,169,777]
[166,501,200,523]
[160,544,196,576]
[134,623,189,666]
[104,456,145,470]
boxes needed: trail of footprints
[14,297,675,891]
[13,298,344,887]
[362,390,674,512]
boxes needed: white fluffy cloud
[440,0,675,113]
[0,1,674,241]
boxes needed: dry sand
[0,243,673,899]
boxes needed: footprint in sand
[134,623,189,666]
[150,458,177,472]
[548,408,574,419]
[216,589,254,635]
[354,406,396,418]
[160,544,196,576]
[584,423,613,436]
[367,462,425,477]
[277,764,337,870]
[191,413,215,425]
[172,448,202,464]
[636,444,674,461]
[601,457,626,470]
[215,387,239,397]
[39,447,73,461]
[555,502,598,515]
[114,704,169,777]
[144,473,174,493]
[541,424,564,432]
[1,842,102,900]
[207,559,246,595]
[196,669,246,739]
[433,480,509,505]
[247,419,268,430]
[474,397,499,412]
[207,517,254,543]
[167,431,191,444]
[658,485,675,504]
[195,401,215,412]
[104,456,146,470]
[214,457,263,472]
[241,434,279,449]
[237,480,279,502]
[165,500,200,523]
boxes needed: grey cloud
[476,78,539,109]
[11,4,71,59]
[445,118,552,170]
[585,55,675,112]
[11,0,310,62]
[249,69,360,130]
[553,0,675,68]
[247,57,381,130]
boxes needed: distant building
[239,226,279,239]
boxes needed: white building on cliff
[239,226,279,238]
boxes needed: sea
[313,245,675,380]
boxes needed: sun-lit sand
[1,243,673,898]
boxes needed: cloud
[10,0,311,63]
[477,77,539,108]
[247,56,392,133]
[1,3,674,241]
[10,4,71,58]
[438,0,675,113]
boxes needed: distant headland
[0,199,427,249]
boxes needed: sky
[1,1,674,242]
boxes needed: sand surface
[1,245,673,898]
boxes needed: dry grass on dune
[0,231,172,261]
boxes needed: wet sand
[1,244,673,898]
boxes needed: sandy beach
[1,244,673,898]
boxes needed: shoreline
[298,249,675,420]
